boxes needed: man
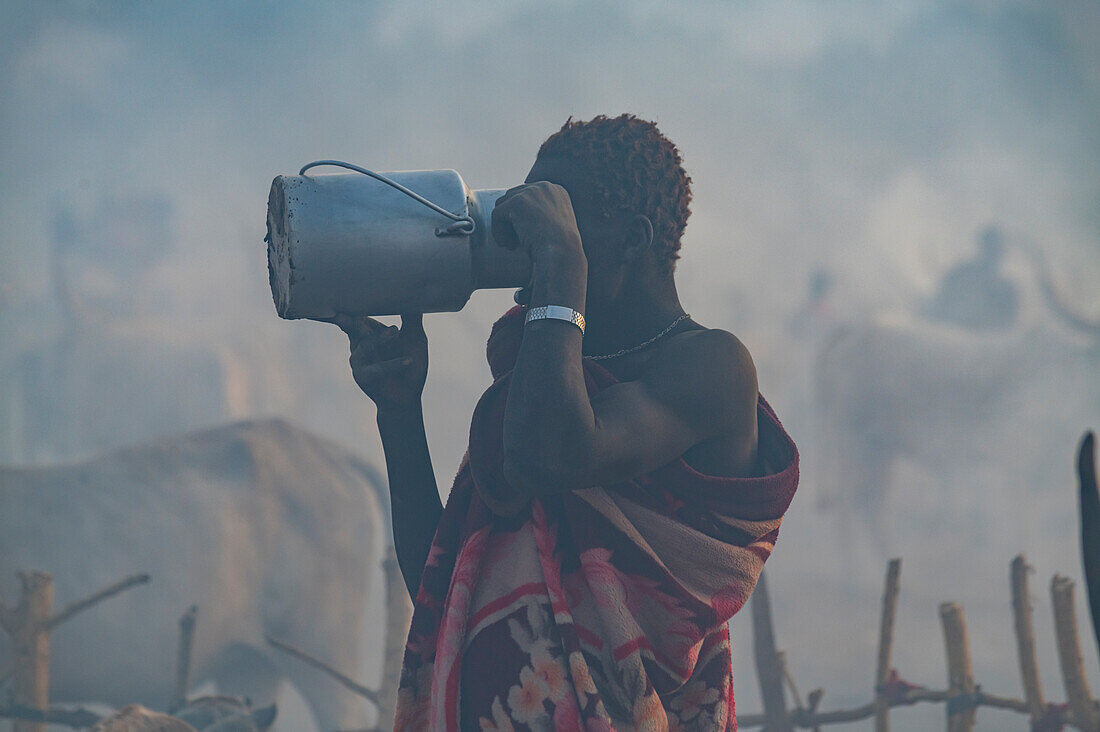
[922,225,1020,331]
[338,115,798,730]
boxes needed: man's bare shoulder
[643,326,759,436]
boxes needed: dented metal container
[266,166,528,319]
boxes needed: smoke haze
[1,2,1098,729]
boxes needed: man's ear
[622,215,654,261]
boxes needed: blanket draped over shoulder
[394,307,799,731]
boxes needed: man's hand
[332,313,428,413]
[491,182,585,264]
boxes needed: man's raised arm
[336,313,442,599]
[492,183,757,516]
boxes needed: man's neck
[582,275,687,357]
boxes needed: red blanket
[394,308,799,731]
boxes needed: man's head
[526,115,692,292]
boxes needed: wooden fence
[4,432,1096,731]
[739,556,1099,731]
[0,547,412,731]
[2,560,1095,732]
[0,572,149,732]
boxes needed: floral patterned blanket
[394,308,799,731]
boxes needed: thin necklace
[585,313,692,361]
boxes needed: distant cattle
[0,419,389,732]
[813,261,1099,534]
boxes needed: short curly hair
[538,114,692,272]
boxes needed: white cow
[0,419,389,732]
[813,270,1099,536]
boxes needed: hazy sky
[1,2,1098,729]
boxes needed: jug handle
[299,160,476,237]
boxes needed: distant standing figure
[923,225,1020,330]
[789,267,836,343]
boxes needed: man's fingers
[355,357,413,381]
[495,184,527,207]
[400,312,424,335]
[331,314,388,344]
[491,203,521,251]
[350,327,400,363]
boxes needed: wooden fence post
[0,571,148,732]
[3,572,54,732]
[171,605,198,712]
[940,603,976,732]
[874,559,901,732]
[1051,575,1099,731]
[1010,555,1045,722]
[752,572,793,732]
[1078,432,1100,663]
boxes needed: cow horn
[1037,251,1100,336]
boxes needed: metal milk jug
[266,161,530,319]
